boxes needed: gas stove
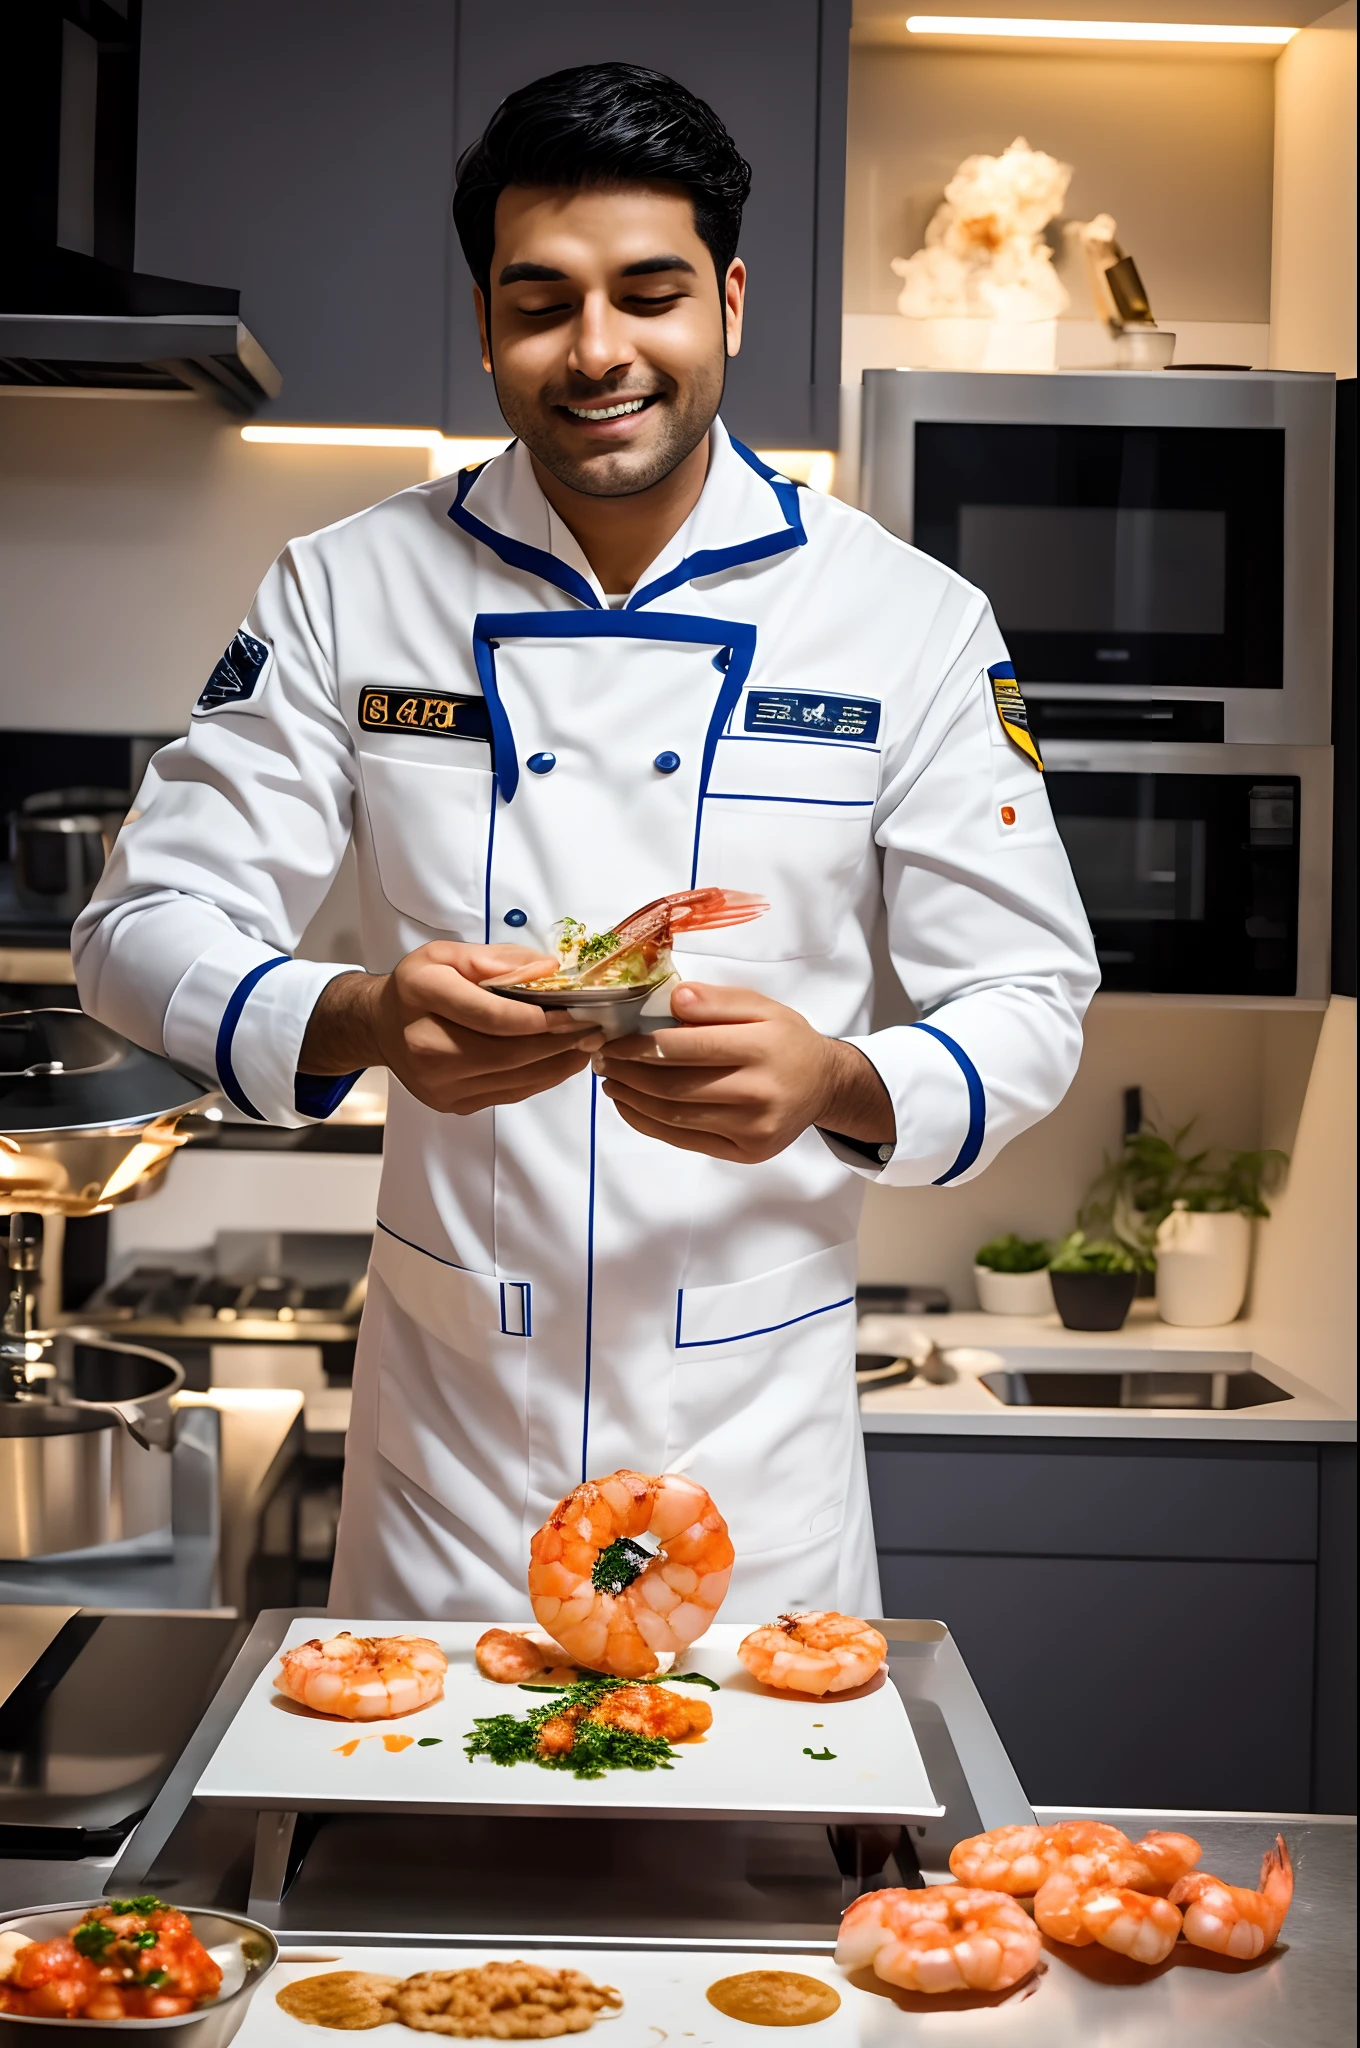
[80,1230,370,1345]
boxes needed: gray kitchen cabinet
[867,1435,1357,1815]
[135,0,848,442]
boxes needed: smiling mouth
[560,395,659,422]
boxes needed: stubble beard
[496,355,726,500]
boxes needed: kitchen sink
[970,1347,1290,1410]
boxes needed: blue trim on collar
[626,437,807,610]
[215,955,288,1120]
[471,610,756,805]
[913,1022,986,1184]
[448,462,600,611]
[294,1069,364,1120]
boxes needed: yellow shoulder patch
[988,663,1043,772]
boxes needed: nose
[568,287,638,386]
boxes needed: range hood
[1,242,281,414]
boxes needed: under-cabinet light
[905,15,1297,42]
[240,427,837,490]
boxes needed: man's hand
[300,943,603,1114]
[596,981,895,1163]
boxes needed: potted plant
[1047,1232,1144,1331]
[973,1235,1054,1316]
[1079,1120,1287,1328]
[1154,1147,1288,1326]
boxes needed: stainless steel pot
[0,1903,277,2046]
[0,1333,184,1560]
[8,788,130,923]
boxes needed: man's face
[475,182,744,499]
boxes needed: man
[75,64,1098,1620]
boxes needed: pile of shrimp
[527,1469,734,1678]
[948,1820,1294,1967]
[737,1613,888,1696]
[274,1632,447,1721]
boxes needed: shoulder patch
[988,662,1042,771]
[196,630,271,713]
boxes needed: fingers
[405,957,578,1037]
[670,981,781,1026]
[610,1098,747,1161]
[449,1048,595,1112]
[408,1013,603,1072]
[602,1024,765,1068]
[599,1064,749,1108]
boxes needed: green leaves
[974,1234,1052,1274]
[1048,1231,1140,1275]
[590,1536,651,1595]
[802,1746,836,1761]
[465,1673,678,1781]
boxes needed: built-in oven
[861,369,1335,745]
[1042,744,1332,998]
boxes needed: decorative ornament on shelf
[890,136,1071,371]
[1078,214,1176,368]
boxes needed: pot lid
[0,1010,210,1137]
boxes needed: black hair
[453,63,752,300]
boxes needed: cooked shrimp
[528,1469,734,1678]
[738,1612,888,1697]
[574,888,768,986]
[274,1632,447,1720]
[950,1820,1200,1896]
[474,1628,577,1685]
[836,1886,1042,1995]
[1035,1877,1183,1965]
[536,1684,713,1759]
[1170,1834,1294,1959]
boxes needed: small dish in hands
[0,1900,278,2039]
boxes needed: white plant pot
[1155,1209,1253,1327]
[974,1265,1055,1316]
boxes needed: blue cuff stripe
[912,1022,986,1185]
[215,955,289,1120]
[294,1069,364,1120]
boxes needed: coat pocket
[356,745,493,934]
[371,1222,530,1362]
[685,738,880,962]
[676,1240,857,1350]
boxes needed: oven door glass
[1047,773,1300,993]
[914,423,1284,691]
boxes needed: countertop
[858,1305,1356,1441]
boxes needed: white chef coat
[73,422,1099,1621]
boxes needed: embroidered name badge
[196,629,270,712]
[744,691,881,743]
[988,662,1043,771]
[358,687,491,741]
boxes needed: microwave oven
[1044,743,1331,998]
[861,370,1335,746]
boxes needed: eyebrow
[496,253,698,286]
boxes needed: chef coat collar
[448,418,806,611]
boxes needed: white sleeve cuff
[162,935,364,1127]
[821,1024,982,1187]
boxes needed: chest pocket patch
[358,687,491,742]
[195,630,270,714]
[685,732,881,963]
[744,691,881,744]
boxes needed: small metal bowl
[488,970,681,1041]
[0,1904,277,2048]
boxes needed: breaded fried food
[276,1971,402,2029]
[535,1685,712,1759]
[394,1961,621,2038]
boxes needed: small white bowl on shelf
[973,1265,1055,1317]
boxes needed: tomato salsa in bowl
[0,1899,277,2037]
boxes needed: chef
[74,62,1098,1621]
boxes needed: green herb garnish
[107,1897,164,1915]
[577,928,621,966]
[131,1931,159,1950]
[591,1536,651,1595]
[803,1746,836,1761]
[72,1922,115,1958]
[417,1737,442,1746]
[143,1971,170,1989]
[465,1672,676,1781]
[667,1671,721,1690]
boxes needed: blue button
[503,908,528,928]
[654,751,681,774]
[527,751,556,774]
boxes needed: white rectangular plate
[239,1948,894,2048]
[194,1621,942,1822]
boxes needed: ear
[723,259,746,361]
[473,285,493,374]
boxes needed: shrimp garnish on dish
[737,1612,888,1697]
[536,1683,713,1759]
[568,889,768,988]
[836,1886,1041,1996]
[950,1820,1200,1896]
[474,1627,577,1685]
[1035,1878,1183,1966]
[275,1632,447,1720]
[1170,1834,1294,1958]
[528,1469,734,1678]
